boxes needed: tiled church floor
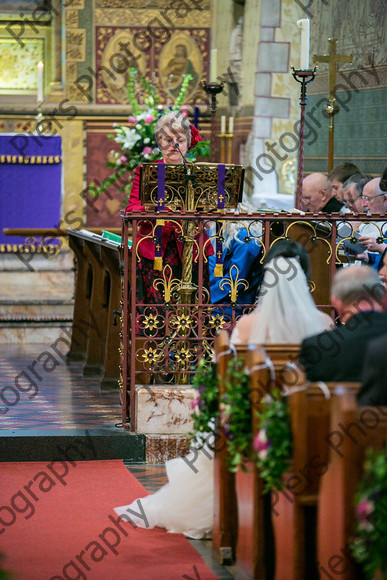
[0,343,235,578]
[0,343,122,430]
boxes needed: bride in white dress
[114,241,332,538]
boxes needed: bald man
[301,173,344,213]
[362,177,387,214]
[299,265,387,382]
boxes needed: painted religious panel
[0,38,43,93]
[95,25,209,106]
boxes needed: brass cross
[313,38,352,171]
[313,38,352,98]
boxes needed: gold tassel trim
[214,263,223,277]
[154,256,163,270]
[156,219,165,226]
[0,155,61,164]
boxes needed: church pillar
[245,0,292,209]
[47,0,65,102]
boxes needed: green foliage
[0,552,13,580]
[190,358,219,447]
[351,448,387,579]
[89,68,207,202]
[254,389,292,493]
[221,360,292,487]
[221,358,252,472]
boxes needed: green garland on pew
[254,389,292,493]
[221,358,292,488]
[351,448,387,580]
[190,358,219,447]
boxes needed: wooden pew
[212,330,300,568]
[67,228,123,388]
[235,344,275,580]
[213,330,238,564]
[317,388,387,580]
[67,232,92,362]
[273,380,361,580]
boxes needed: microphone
[175,142,196,185]
[174,142,187,169]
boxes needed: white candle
[228,116,234,134]
[297,19,310,69]
[37,61,44,103]
[220,115,226,135]
[210,48,217,82]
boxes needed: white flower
[114,127,141,150]
[143,154,150,159]
[144,137,150,144]
[136,109,154,121]
[135,124,142,130]
[258,448,269,460]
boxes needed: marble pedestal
[135,384,196,463]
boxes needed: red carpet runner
[0,460,218,579]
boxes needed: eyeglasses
[363,193,385,203]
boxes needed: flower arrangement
[89,68,210,200]
[190,358,219,447]
[351,448,387,580]
[221,357,252,472]
[221,359,292,485]
[254,389,292,493]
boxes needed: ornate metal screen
[120,212,387,430]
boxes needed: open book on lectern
[139,162,244,212]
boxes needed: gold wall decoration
[0,38,43,93]
[65,29,86,62]
[67,0,84,8]
[95,0,210,9]
[94,8,210,28]
[66,10,79,29]
[66,62,78,83]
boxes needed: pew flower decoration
[254,390,292,493]
[222,358,252,472]
[351,448,387,580]
[190,358,219,448]
[89,69,210,200]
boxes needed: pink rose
[120,156,127,163]
[191,397,199,410]
[128,116,136,123]
[253,429,271,455]
[142,146,152,155]
[356,499,374,521]
[144,115,156,124]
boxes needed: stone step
[0,322,72,344]
[0,299,74,317]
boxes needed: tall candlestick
[297,19,310,69]
[210,48,217,82]
[220,115,226,135]
[228,116,234,134]
[37,61,44,103]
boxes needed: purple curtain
[0,134,62,245]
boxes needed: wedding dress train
[114,447,213,539]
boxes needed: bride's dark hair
[264,239,311,280]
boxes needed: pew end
[317,387,387,580]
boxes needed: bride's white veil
[248,256,327,344]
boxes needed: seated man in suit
[357,332,387,406]
[299,265,387,382]
[301,173,344,213]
